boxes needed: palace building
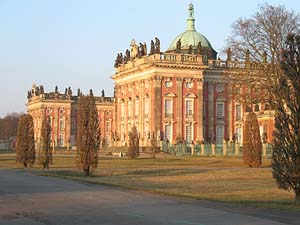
[27,4,274,150]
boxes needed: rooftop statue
[139,42,145,57]
[150,40,155,55]
[227,48,232,61]
[245,49,250,62]
[40,85,44,94]
[197,41,202,55]
[130,39,139,59]
[101,89,105,97]
[263,50,268,63]
[124,49,130,64]
[176,39,181,52]
[114,53,124,68]
[155,37,160,53]
[67,86,72,96]
[188,44,193,54]
[143,42,147,55]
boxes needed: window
[186,100,193,115]
[165,124,172,142]
[185,125,193,144]
[255,104,260,112]
[264,103,270,110]
[60,118,65,129]
[216,127,224,144]
[144,98,149,117]
[106,121,111,132]
[128,101,132,117]
[135,100,139,116]
[59,133,65,146]
[216,103,224,120]
[235,127,242,143]
[236,104,241,121]
[121,102,125,121]
[164,99,173,117]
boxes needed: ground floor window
[185,124,193,144]
[165,124,172,142]
[216,126,224,145]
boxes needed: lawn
[0,153,297,210]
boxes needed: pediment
[165,92,176,97]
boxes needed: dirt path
[0,169,298,225]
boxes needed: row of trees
[0,113,20,149]
[16,90,101,176]
[227,4,300,204]
[16,114,52,168]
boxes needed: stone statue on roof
[176,39,181,52]
[155,37,160,53]
[130,39,139,59]
[150,40,155,55]
[197,41,202,55]
[227,48,232,61]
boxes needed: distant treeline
[0,113,22,142]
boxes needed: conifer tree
[272,33,300,205]
[150,132,158,159]
[242,112,262,167]
[38,116,52,169]
[16,114,35,168]
[76,90,100,176]
[128,126,139,159]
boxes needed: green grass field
[0,153,298,210]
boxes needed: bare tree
[76,90,100,176]
[272,34,300,205]
[226,4,300,107]
[38,116,52,169]
[226,4,299,63]
[16,114,35,168]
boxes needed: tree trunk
[83,167,90,177]
[295,188,300,205]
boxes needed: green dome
[167,30,213,51]
[167,4,214,52]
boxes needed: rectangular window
[186,100,193,115]
[216,103,224,120]
[144,99,149,116]
[59,133,65,146]
[128,102,132,117]
[255,104,260,112]
[165,99,173,114]
[165,124,172,142]
[185,125,193,144]
[60,118,65,129]
[106,121,111,132]
[236,104,241,121]
[216,127,224,144]
[135,100,139,116]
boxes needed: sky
[0,0,299,117]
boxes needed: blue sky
[0,0,299,116]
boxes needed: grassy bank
[0,153,298,210]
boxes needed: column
[176,78,183,138]
[153,77,162,134]
[208,83,215,142]
[197,78,204,141]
